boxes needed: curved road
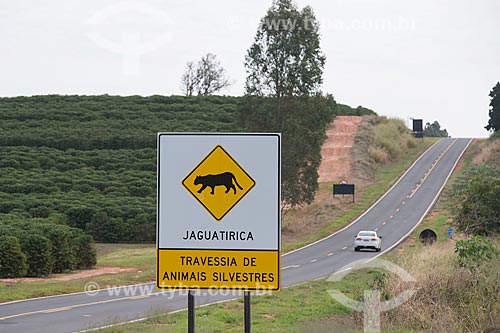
[0,138,471,333]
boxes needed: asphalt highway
[0,138,471,333]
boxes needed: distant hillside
[0,95,375,243]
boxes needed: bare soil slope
[282,116,365,245]
[317,116,363,183]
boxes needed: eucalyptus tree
[240,0,334,209]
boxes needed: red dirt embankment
[317,116,363,183]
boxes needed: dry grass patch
[383,242,500,332]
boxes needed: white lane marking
[374,228,378,232]
[342,246,347,250]
[283,265,300,270]
[390,215,394,219]
[327,253,334,256]
[310,259,317,263]
[396,208,400,212]
[382,222,387,225]
[402,201,406,205]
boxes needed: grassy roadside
[96,266,426,333]
[95,271,379,333]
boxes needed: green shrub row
[0,221,96,278]
[0,147,156,171]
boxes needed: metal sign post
[188,291,195,333]
[244,292,251,333]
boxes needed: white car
[354,231,382,252]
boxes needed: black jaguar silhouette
[194,172,243,195]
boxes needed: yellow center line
[408,139,457,199]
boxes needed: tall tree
[485,82,500,132]
[240,0,333,209]
[180,53,231,96]
[245,0,325,98]
[238,95,335,209]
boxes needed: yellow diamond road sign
[182,145,256,221]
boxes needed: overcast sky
[1,0,499,137]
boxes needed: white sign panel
[157,133,281,290]
[157,133,280,250]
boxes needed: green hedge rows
[0,221,96,278]
[0,95,238,243]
